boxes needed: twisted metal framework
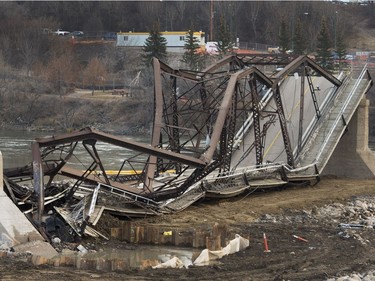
[4,54,346,224]
[146,55,342,197]
[4,50,373,241]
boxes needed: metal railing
[294,71,346,158]
[315,64,369,165]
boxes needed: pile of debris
[257,195,375,247]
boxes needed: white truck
[205,42,219,55]
[55,29,70,36]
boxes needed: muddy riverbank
[1,177,375,280]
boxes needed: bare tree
[21,92,42,126]
[44,51,79,96]
[83,57,108,95]
[248,2,260,42]
[171,1,187,30]
[17,26,43,75]
[56,98,80,131]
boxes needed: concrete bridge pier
[323,97,375,178]
[0,152,2,191]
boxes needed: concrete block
[0,151,3,192]
[122,221,132,242]
[134,226,144,243]
[13,240,58,259]
[31,255,49,266]
[324,97,375,178]
[174,229,194,247]
[96,258,116,271]
[110,227,122,239]
[111,258,127,271]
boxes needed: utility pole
[210,0,214,41]
[334,11,338,50]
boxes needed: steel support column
[273,84,295,167]
[249,74,263,167]
[298,63,306,154]
[202,73,238,163]
[145,58,164,192]
[307,73,321,119]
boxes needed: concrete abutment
[323,97,375,178]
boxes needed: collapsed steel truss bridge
[3,54,373,228]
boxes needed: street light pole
[210,0,214,41]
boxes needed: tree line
[0,1,372,70]
[0,1,373,131]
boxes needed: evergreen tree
[278,19,290,54]
[316,17,333,69]
[293,18,306,55]
[142,22,167,66]
[335,31,347,71]
[181,27,202,70]
[216,15,234,57]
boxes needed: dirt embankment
[1,177,375,280]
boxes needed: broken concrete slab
[13,240,58,259]
[0,152,2,191]
[0,193,45,244]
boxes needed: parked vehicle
[205,41,219,54]
[71,31,84,38]
[55,29,70,36]
[102,32,117,41]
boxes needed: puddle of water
[81,244,202,269]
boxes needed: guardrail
[97,182,160,207]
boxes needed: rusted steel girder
[272,55,343,164]
[298,63,307,154]
[203,55,243,74]
[202,54,298,75]
[151,60,278,196]
[273,55,342,87]
[236,54,298,66]
[272,84,295,167]
[161,73,181,174]
[36,127,205,168]
[144,58,164,192]
[159,59,201,81]
[83,140,110,185]
[201,66,273,164]
[306,72,321,119]
[220,82,238,174]
[32,142,44,225]
[249,74,263,167]
[201,71,238,163]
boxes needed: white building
[116,31,206,53]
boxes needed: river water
[0,128,150,169]
[2,128,375,169]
